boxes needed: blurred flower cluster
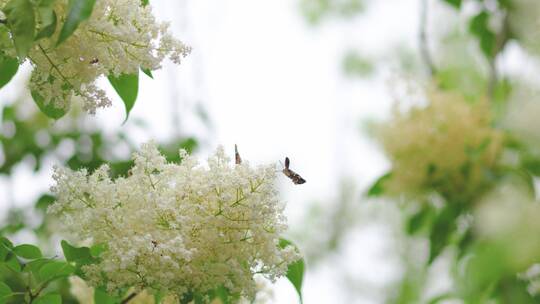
[377,89,502,201]
[49,143,299,300]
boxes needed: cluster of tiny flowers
[377,90,502,199]
[69,275,274,304]
[0,0,190,113]
[49,143,299,300]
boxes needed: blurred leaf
[108,71,139,122]
[141,0,149,6]
[94,288,119,304]
[35,195,55,212]
[406,205,434,235]
[13,244,42,259]
[4,255,21,272]
[523,157,540,176]
[469,11,496,58]
[3,0,35,59]
[367,172,392,197]
[342,51,374,78]
[89,243,107,258]
[428,204,461,264]
[0,55,18,89]
[279,239,304,303]
[35,11,57,40]
[441,0,461,9]
[35,0,58,40]
[57,0,96,45]
[34,293,61,304]
[0,282,12,298]
[300,0,364,24]
[31,90,68,119]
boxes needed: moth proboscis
[282,157,306,185]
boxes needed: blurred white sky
[0,0,425,303]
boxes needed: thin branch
[487,12,510,102]
[419,0,437,75]
[120,292,138,304]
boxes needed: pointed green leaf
[13,244,42,259]
[61,240,93,263]
[3,0,35,59]
[279,239,304,303]
[0,55,18,89]
[38,261,75,281]
[367,172,392,197]
[141,67,153,79]
[34,293,61,304]
[108,71,139,122]
[31,90,68,119]
[57,0,96,45]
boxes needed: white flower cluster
[1,0,190,113]
[377,90,502,199]
[49,143,299,300]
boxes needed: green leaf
[469,11,496,58]
[279,239,304,303]
[33,293,61,304]
[442,0,461,9]
[89,243,107,258]
[57,0,96,45]
[61,240,93,263]
[108,71,139,122]
[141,0,149,6]
[0,238,13,261]
[35,194,55,212]
[428,204,461,264]
[13,244,42,259]
[3,0,35,59]
[94,288,119,304]
[141,67,153,79]
[35,0,57,40]
[0,55,18,89]
[36,11,57,40]
[367,172,392,197]
[406,205,434,235]
[31,90,68,119]
[523,158,540,176]
[4,255,21,272]
[0,282,12,297]
[25,258,54,279]
[38,261,75,281]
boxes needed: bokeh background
[2,0,539,303]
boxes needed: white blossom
[50,143,299,300]
[377,89,502,199]
[0,0,190,113]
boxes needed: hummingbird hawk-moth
[235,144,242,165]
[282,157,306,185]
